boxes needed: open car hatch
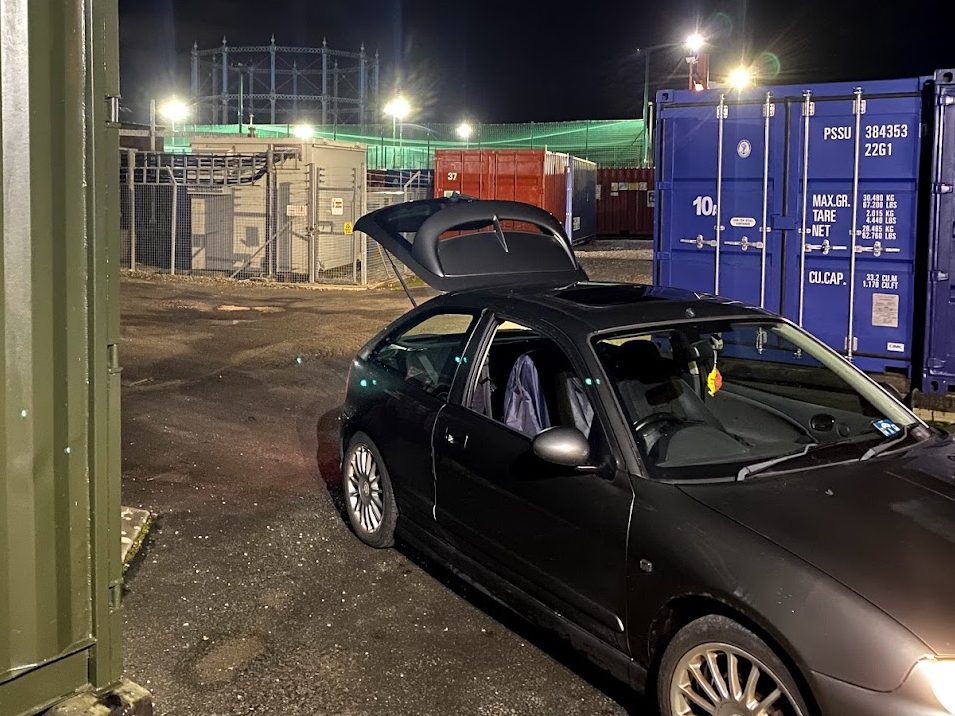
[354,197,588,291]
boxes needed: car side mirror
[532,426,591,468]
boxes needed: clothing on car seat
[503,352,551,436]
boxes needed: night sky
[119,0,951,124]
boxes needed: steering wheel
[632,412,686,446]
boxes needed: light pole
[383,95,411,167]
[637,42,678,167]
[234,62,245,132]
[637,35,710,166]
[684,33,707,91]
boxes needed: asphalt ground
[121,253,653,715]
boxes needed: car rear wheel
[658,615,809,716]
[342,432,397,548]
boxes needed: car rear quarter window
[370,312,477,399]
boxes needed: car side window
[371,312,476,398]
[467,318,596,439]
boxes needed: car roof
[432,281,773,337]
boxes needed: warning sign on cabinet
[331,198,344,216]
[871,293,899,328]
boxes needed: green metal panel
[0,0,122,712]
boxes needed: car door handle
[444,429,468,448]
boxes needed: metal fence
[120,150,425,285]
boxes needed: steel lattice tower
[190,36,380,126]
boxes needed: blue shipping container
[653,70,955,396]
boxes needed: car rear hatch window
[354,197,587,291]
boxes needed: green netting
[164,119,647,169]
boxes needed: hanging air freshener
[706,355,723,396]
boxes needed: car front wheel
[658,614,809,716]
[342,432,397,548]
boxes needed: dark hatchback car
[340,198,955,715]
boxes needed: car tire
[342,432,397,548]
[657,614,810,716]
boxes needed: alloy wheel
[670,642,804,716]
[346,444,384,533]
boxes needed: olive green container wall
[0,0,123,714]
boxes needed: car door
[359,309,479,525]
[432,314,633,650]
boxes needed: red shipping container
[596,167,654,237]
[433,148,596,242]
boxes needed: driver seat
[610,340,723,430]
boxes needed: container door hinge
[932,270,950,282]
[802,101,815,117]
[716,105,728,119]
[108,579,122,612]
[938,94,955,107]
[928,358,946,369]
[107,343,122,375]
[934,182,953,194]
[844,336,858,352]
[762,103,776,117]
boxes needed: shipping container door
[657,96,786,311]
[570,158,597,243]
[922,72,955,394]
[786,88,921,372]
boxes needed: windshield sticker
[706,366,723,396]
[872,418,901,437]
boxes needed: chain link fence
[120,149,425,286]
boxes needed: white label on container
[595,185,602,200]
[887,342,905,353]
[647,192,655,208]
[730,217,756,228]
[286,204,307,217]
[331,198,344,216]
[871,292,900,328]
[737,139,752,158]
[572,216,581,231]
[611,182,619,192]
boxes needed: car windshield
[593,319,920,480]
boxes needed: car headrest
[616,340,680,385]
